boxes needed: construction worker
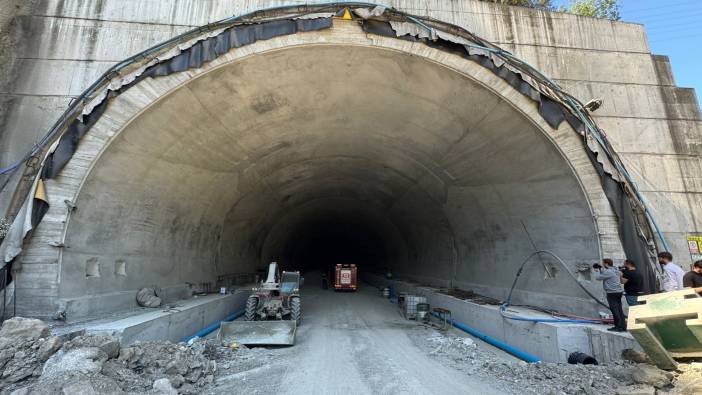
[620,259,643,306]
[683,260,702,295]
[658,251,685,292]
[594,258,626,332]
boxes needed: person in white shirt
[658,251,685,292]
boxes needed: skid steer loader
[218,262,301,346]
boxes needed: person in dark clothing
[594,258,626,332]
[683,260,702,295]
[620,259,643,306]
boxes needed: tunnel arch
[22,20,624,318]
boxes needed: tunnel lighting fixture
[583,98,603,113]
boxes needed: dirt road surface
[212,280,511,395]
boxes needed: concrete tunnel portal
[51,39,607,319]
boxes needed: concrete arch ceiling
[50,23,606,315]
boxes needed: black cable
[505,250,609,309]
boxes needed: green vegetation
[480,0,621,20]
[563,0,620,20]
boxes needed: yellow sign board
[687,235,702,262]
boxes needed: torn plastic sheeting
[293,12,336,20]
[364,19,569,130]
[42,17,333,179]
[374,19,552,126]
[1,140,58,268]
[83,28,229,116]
[436,30,473,46]
[364,18,656,290]
[584,146,658,294]
[389,21,438,40]
[352,6,386,19]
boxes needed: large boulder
[136,288,162,308]
[0,318,49,340]
[63,335,120,359]
[152,378,177,395]
[621,349,650,364]
[37,337,63,362]
[26,371,124,395]
[42,347,108,378]
[630,364,673,388]
[0,319,61,391]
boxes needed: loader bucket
[217,320,297,346]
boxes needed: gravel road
[213,280,510,395]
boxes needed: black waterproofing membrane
[13,7,657,293]
[362,19,658,293]
[41,18,333,179]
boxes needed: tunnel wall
[0,0,700,318]
[8,22,609,318]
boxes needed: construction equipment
[218,262,301,346]
[334,264,357,291]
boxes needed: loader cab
[280,271,301,295]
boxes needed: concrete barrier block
[628,289,702,370]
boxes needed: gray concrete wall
[1,1,700,318]
[365,273,642,363]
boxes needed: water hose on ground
[431,312,541,363]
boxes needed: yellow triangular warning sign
[334,8,353,20]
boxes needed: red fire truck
[334,264,357,291]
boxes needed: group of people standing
[593,252,702,332]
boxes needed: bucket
[567,352,598,365]
[416,303,430,321]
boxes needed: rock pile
[414,328,689,395]
[0,318,62,392]
[0,317,223,394]
[669,363,702,395]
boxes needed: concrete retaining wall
[365,273,641,364]
[85,289,250,345]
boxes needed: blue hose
[181,309,245,343]
[432,312,541,363]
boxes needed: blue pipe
[432,312,541,363]
[181,309,245,343]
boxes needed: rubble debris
[615,384,656,395]
[409,327,685,395]
[1,316,700,394]
[43,347,108,378]
[629,364,673,388]
[621,349,651,364]
[0,318,62,392]
[670,362,702,395]
[32,371,124,395]
[153,377,178,395]
[0,317,50,339]
[63,334,121,359]
[136,287,162,308]
[117,341,216,384]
